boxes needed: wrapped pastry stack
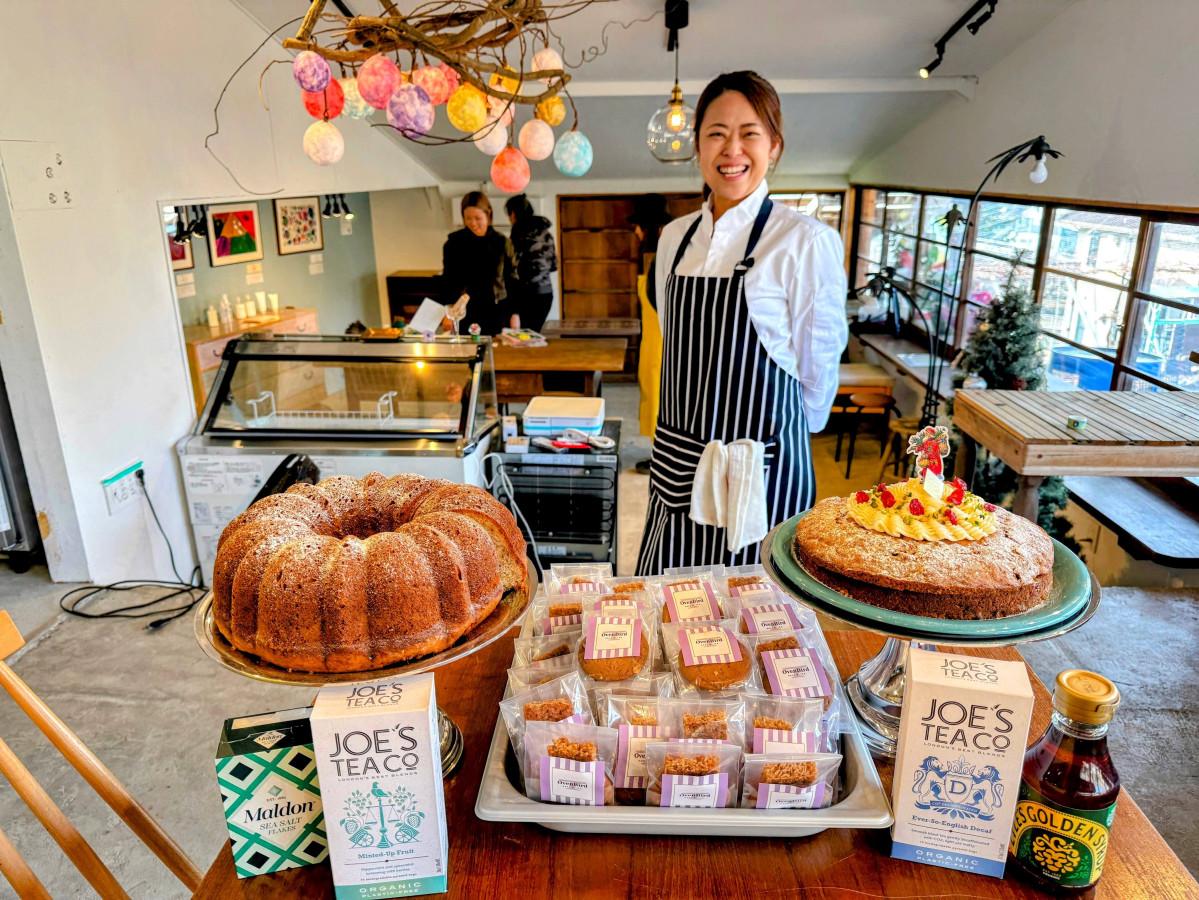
[498,563,850,810]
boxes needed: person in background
[441,191,515,336]
[635,71,848,574]
[630,194,674,474]
[505,193,557,332]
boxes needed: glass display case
[197,335,498,446]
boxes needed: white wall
[852,0,1199,209]
[0,1,435,583]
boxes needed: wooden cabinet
[556,193,702,373]
[182,307,320,413]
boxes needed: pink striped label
[660,772,729,808]
[740,603,804,635]
[539,614,582,634]
[615,724,662,788]
[756,781,828,809]
[557,580,610,594]
[678,625,742,666]
[729,581,783,603]
[662,581,720,622]
[584,616,642,660]
[539,755,604,805]
[752,728,820,754]
[762,648,831,700]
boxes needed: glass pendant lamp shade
[647,82,695,164]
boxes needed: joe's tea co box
[312,673,448,898]
[215,707,328,879]
[891,648,1034,879]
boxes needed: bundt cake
[212,473,528,672]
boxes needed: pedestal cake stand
[761,516,1099,757]
[194,557,537,777]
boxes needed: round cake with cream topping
[792,477,1054,619]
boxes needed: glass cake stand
[760,516,1100,758]
[194,556,537,777]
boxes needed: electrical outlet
[102,461,143,515]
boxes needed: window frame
[848,184,1199,392]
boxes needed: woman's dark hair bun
[505,193,534,220]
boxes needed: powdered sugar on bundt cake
[213,474,528,672]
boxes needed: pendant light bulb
[1029,157,1049,184]
[666,85,687,133]
[647,48,695,163]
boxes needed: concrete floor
[1,383,1196,896]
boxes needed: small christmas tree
[955,264,1080,552]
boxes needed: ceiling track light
[321,195,333,218]
[332,194,344,217]
[341,193,355,220]
[917,0,999,78]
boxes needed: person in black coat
[505,194,558,332]
[441,191,515,336]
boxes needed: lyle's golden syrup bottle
[1008,670,1121,891]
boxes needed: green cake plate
[769,510,1092,640]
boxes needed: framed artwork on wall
[274,196,324,255]
[169,235,194,271]
[206,202,264,267]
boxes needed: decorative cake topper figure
[907,424,951,500]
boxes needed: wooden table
[953,389,1199,520]
[195,630,1195,899]
[491,337,628,405]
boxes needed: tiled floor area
[0,383,1195,896]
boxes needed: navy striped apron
[635,197,815,575]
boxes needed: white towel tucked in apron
[689,439,769,554]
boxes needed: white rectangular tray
[474,713,893,837]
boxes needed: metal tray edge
[474,709,894,836]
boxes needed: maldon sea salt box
[891,648,1034,879]
[214,707,328,879]
[312,673,448,898]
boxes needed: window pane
[1039,273,1127,351]
[917,242,963,291]
[1042,336,1115,391]
[817,193,843,231]
[914,287,958,346]
[883,191,919,235]
[960,301,988,346]
[1048,208,1138,285]
[885,232,916,280]
[967,257,1033,306]
[859,189,883,225]
[858,224,883,263]
[1123,373,1170,393]
[1131,299,1199,390]
[975,201,1044,261]
[921,195,970,246]
[1146,222,1199,304]
[854,258,878,290]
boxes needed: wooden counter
[183,307,318,411]
[195,630,1195,899]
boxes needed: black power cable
[59,469,207,631]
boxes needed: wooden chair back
[0,610,201,898]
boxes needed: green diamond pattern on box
[215,707,329,879]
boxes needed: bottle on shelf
[206,305,219,328]
[1008,669,1121,893]
[219,294,233,326]
[234,298,246,320]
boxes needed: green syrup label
[1009,782,1117,888]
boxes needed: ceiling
[232,0,1077,184]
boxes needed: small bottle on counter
[234,298,246,320]
[267,292,279,314]
[255,290,267,314]
[1008,669,1121,892]
[206,305,219,328]
[219,294,233,326]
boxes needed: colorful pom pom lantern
[303,120,344,166]
[439,63,460,95]
[535,95,566,127]
[490,147,531,193]
[302,79,345,120]
[386,84,434,138]
[518,118,555,161]
[338,77,373,119]
[489,72,519,94]
[412,65,452,105]
[487,94,515,127]
[293,50,330,92]
[532,47,563,83]
[553,130,593,177]
[357,54,401,108]
[473,120,509,156]
[447,84,488,133]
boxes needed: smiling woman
[636,71,849,575]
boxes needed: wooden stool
[838,392,896,479]
[878,415,922,482]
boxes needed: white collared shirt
[655,180,849,431]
